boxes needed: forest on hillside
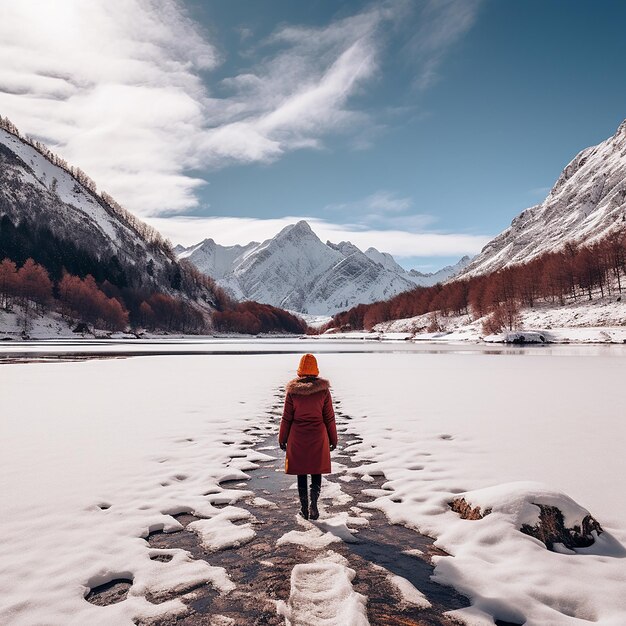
[0,116,309,336]
[0,251,309,336]
[328,226,626,334]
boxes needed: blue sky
[1,0,625,270]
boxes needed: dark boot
[309,483,321,520]
[298,484,309,519]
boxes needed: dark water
[3,336,621,365]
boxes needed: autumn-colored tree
[604,229,626,293]
[58,272,129,330]
[138,301,155,329]
[17,258,53,311]
[0,258,18,309]
[328,226,626,332]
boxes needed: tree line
[0,258,126,331]
[212,300,308,335]
[0,254,213,333]
[0,254,308,335]
[327,226,626,334]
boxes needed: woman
[279,353,337,520]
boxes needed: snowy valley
[3,2,626,625]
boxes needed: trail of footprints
[85,389,470,625]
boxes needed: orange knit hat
[297,353,319,377]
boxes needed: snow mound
[387,574,431,609]
[452,482,604,551]
[277,560,369,626]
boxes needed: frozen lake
[1,339,625,625]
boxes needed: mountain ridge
[177,221,470,315]
[458,118,626,279]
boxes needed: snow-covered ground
[0,354,286,625]
[328,351,626,625]
[372,295,626,343]
[0,308,78,339]
[1,343,625,624]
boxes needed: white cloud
[0,0,483,226]
[199,4,396,166]
[0,0,216,215]
[324,190,437,231]
[365,190,413,213]
[0,0,399,214]
[146,215,490,260]
[410,0,482,90]
[325,190,415,214]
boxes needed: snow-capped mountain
[459,119,626,279]
[409,256,472,284]
[0,123,216,306]
[178,221,469,315]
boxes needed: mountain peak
[179,221,470,314]
[327,240,361,258]
[290,220,313,234]
[274,220,316,241]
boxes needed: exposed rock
[449,497,492,520]
[520,503,603,551]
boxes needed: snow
[0,307,77,339]
[177,221,468,315]
[385,574,431,609]
[251,496,278,508]
[326,350,626,625]
[286,311,332,329]
[1,342,626,625]
[0,354,286,625]
[187,507,256,551]
[277,554,369,626]
[277,524,342,550]
[372,295,626,344]
[0,128,121,243]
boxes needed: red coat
[279,377,337,475]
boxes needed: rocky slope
[0,123,218,312]
[178,221,469,315]
[459,119,626,278]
